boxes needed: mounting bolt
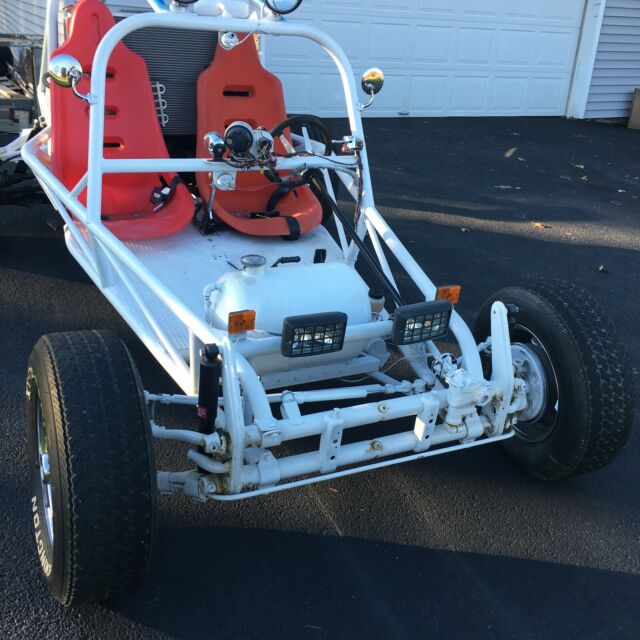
[204,432,222,454]
[378,402,389,414]
[371,440,383,451]
[198,477,217,496]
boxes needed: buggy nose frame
[153,298,518,500]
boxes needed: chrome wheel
[510,323,559,444]
[36,399,54,544]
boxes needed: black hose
[271,114,334,156]
[307,172,405,307]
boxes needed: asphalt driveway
[1,116,639,639]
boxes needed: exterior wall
[585,0,640,118]
[268,0,586,118]
[7,0,634,119]
[0,0,47,36]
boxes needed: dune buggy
[19,0,634,605]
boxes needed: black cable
[271,114,333,155]
[307,172,405,308]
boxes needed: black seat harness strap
[150,175,183,211]
[245,209,300,240]
[283,215,300,240]
[266,177,307,212]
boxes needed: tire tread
[475,279,635,479]
[33,330,156,604]
[523,280,634,476]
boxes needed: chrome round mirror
[264,0,303,15]
[48,54,83,89]
[361,68,384,96]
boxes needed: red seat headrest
[49,0,193,240]
[196,38,322,238]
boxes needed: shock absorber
[197,344,221,435]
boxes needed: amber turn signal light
[228,310,256,334]
[435,285,461,305]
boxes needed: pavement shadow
[0,233,91,283]
[107,524,639,640]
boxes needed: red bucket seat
[196,37,322,238]
[49,0,194,240]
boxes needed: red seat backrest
[196,36,323,238]
[50,0,192,239]
[196,36,289,203]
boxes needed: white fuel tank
[206,257,372,374]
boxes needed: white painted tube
[285,385,382,404]
[213,433,513,501]
[99,155,356,174]
[235,352,274,425]
[242,424,474,486]
[362,205,483,380]
[187,450,230,474]
[152,423,205,447]
[263,389,448,444]
[23,130,90,225]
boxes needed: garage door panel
[321,19,365,62]
[266,0,584,117]
[505,1,539,20]
[459,0,501,19]
[541,0,585,23]
[497,29,535,66]
[414,25,454,63]
[536,31,580,69]
[528,77,569,111]
[409,74,449,112]
[276,71,314,113]
[314,72,350,112]
[369,23,411,62]
[321,0,365,9]
[417,0,455,17]
[373,0,414,11]
[266,19,318,62]
[456,27,495,65]
[451,76,489,112]
[491,76,528,111]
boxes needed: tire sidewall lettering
[31,495,53,576]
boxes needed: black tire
[474,280,634,480]
[26,330,157,605]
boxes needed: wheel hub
[511,342,548,423]
[36,403,54,544]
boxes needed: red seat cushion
[50,0,193,240]
[196,37,322,237]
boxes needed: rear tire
[474,280,634,480]
[26,330,156,605]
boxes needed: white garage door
[265,0,585,117]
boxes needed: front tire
[474,280,634,480]
[26,330,156,605]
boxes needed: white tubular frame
[23,7,517,500]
